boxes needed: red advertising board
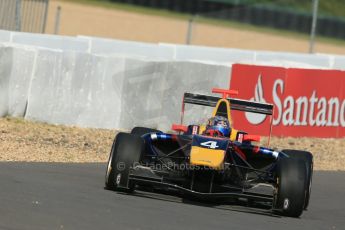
[230,64,345,138]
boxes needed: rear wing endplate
[183,93,273,115]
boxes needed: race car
[105,88,313,218]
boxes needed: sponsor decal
[192,125,199,134]
[237,133,244,143]
[150,133,158,140]
[230,64,345,137]
[245,74,267,125]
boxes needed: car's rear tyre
[105,133,144,193]
[274,158,307,217]
[130,127,161,137]
[282,149,313,210]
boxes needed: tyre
[282,149,313,210]
[130,127,161,162]
[105,132,144,193]
[130,127,161,137]
[274,158,307,217]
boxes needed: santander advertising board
[230,64,345,138]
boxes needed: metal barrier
[0,0,49,33]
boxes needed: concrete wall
[118,60,230,131]
[0,44,36,117]
[160,43,255,64]
[11,32,89,52]
[25,49,126,129]
[2,29,345,69]
[23,49,230,130]
[332,55,345,70]
[0,45,11,117]
[1,29,345,131]
[79,36,175,60]
[254,51,332,68]
[0,30,11,42]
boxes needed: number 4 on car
[200,141,219,149]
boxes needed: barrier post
[186,15,196,45]
[15,0,22,31]
[54,6,61,35]
[309,0,319,53]
[42,0,49,33]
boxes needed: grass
[59,0,345,47]
[65,0,345,18]
[320,0,345,18]
[248,0,345,18]
[226,0,345,18]
[192,15,345,46]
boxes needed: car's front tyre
[130,127,161,137]
[105,133,144,193]
[282,149,313,210]
[274,157,307,217]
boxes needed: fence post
[186,15,196,45]
[54,6,61,34]
[309,0,319,53]
[42,0,50,33]
[15,0,22,31]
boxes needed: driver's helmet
[204,116,231,137]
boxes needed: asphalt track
[0,162,344,230]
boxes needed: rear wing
[183,93,273,115]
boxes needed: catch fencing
[0,0,49,33]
